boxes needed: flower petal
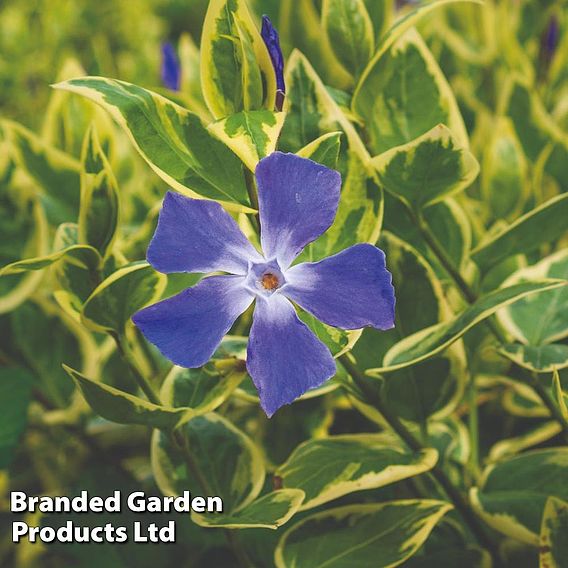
[133,275,253,368]
[148,192,263,275]
[247,294,336,417]
[285,243,396,330]
[256,152,341,269]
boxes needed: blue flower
[260,15,285,110]
[161,42,181,91]
[133,153,395,416]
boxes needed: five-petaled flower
[133,152,396,416]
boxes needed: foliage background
[1,0,567,567]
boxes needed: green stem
[111,330,253,567]
[244,167,260,233]
[339,355,502,565]
[467,374,480,480]
[411,208,477,303]
[405,206,568,440]
[111,332,161,405]
[527,372,568,443]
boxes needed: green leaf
[42,58,116,158]
[297,131,342,169]
[353,27,469,154]
[11,300,93,407]
[497,250,568,346]
[276,435,438,510]
[481,117,528,220]
[471,193,568,273]
[64,365,194,430]
[506,80,568,165]
[151,412,265,513]
[353,0,480,131]
[2,119,81,224]
[383,194,472,278]
[499,378,548,419]
[428,417,470,468]
[0,242,100,277]
[275,500,453,568]
[354,232,466,422]
[402,516,490,568]
[471,448,568,545]
[281,52,382,260]
[159,358,247,419]
[81,262,166,334]
[278,0,353,91]
[51,223,103,317]
[200,0,276,118]
[208,110,285,171]
[362,0,393,42]
[53,77,251,211]
[0,368,34,469]
[552,369,568,422]
[297,307,354,357]
[498,344,568,373]
[0,194,49,314]
[322,0,374,77]
[539,497,568,568]
[372,123,479,209]
[78,124,119,258]
[193,489,305,529]
[488,421,562,461]
[369,280,567,374]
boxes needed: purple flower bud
[544,15,560,57]
[161,42,181,91]
[261,15,285,109]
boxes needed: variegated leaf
[275,500,453,568]
[208,110,285,171]
[481,117,528,221]
[159,358,247,419]
[297,131,342,169]
[81,262,166,334]
[53,77,251,211]
[369,280,567,374]
[64,365,194,430]
[471,448,568,545]
[372,123,479,210]
[151,412,265,513]
[78,124,119,258]
[322,0,374,77]
[498,344,568,373]
[281,51,382,260]
[539,497,568,568]
[200,0,276,118]
[354,232,466,422]
[2,119,81,224]
[276,434,438,510]
[278,0,353,90]
[193,489,305,529]
[471,193,568,272]
[0,243,100,277]
[497,250,568,347]
[489,422,562,461]
[353,27,469,154]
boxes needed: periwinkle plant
[1,0,568,567]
